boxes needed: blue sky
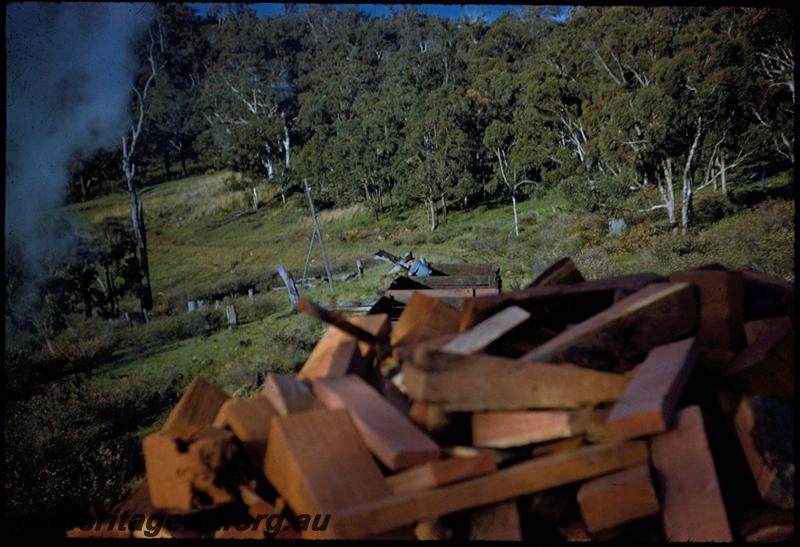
[186,3,553,22]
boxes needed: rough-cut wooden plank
[297,297,387,345]
[527,257,585,288]
[414,519,454,540]
[324,440,649,538]
[520,282,698,372]
[213,397,277,463]
[263,408,392,539]
[460,273,665,331]
[404,350,630,411]
[569,407,612,443]
[310,375,440,470]
[649,405,732,541]
[440,305,531,355]
[297,325,363,380]
[385,453,497,495]
[161,378,230,438]
[670,270,745,350]
[530,436,585,457]
[472,410,573,448]
[259,373,321,416]
[391,292,462,346]
[577,464,660,533]
[734,396,794,509]
[469,500,523,540]
[143,426,240,511]
[742,269,794,321]
[606,337,699,441]
[352,313,391,360]
[722,316,793,399]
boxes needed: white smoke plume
[5,2,155,316]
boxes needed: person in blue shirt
[405,252,432,277]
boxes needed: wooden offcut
[213,396,278,462]
[310,374,440,470]
[606,337,699,441]
[577,464,660,533]
[404,350,630,411]
[440,305,530,355]
[734,396,794,509]
[391,291,462,346]
[670,269,745,350]
[385,452,497,495]
[259,372,321,416]
[520,282,698,371]
[263,408,392,539]
[722,316,793,399]
[649,405,732,541]
[161,378,230,438]
[143,426,240,511]
[325,440,649,538]
[472,410,573,448]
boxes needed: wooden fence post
[304,178,334,293]
[276,264,300,310]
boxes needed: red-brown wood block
[576,463,660,533]
[606,337,699,441]
[649,405,732,541]
[310,374,440,470]
[213,396,278,463]
[385,452,497,495]
[723,316,793,399]
[670,269,745,351]
[161,378,230,438]
[472,410,573,448]
[258,372,321,416]
[263,408,392,539]
[391,291,462,346]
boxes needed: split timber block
[390,291,462,346]
[162,378,230,438]
[577,464,660,533]
[469,500,523,540]
[722,316,793,399]
[440,305,530,355]
[742,270,794,321]
[649,406,732,541]
[526,257,585,288]
[213,396,278,463]
[385,452,497,495]
[258,372,321,416]
[471,410,573,448]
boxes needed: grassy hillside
[6,168,794,530]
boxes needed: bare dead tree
[122,27,165,314]
[495,147,536,237]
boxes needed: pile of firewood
[69,258,794,540]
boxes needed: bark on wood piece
[649,405,732,541]
[212,397,278,463]
[520,282,698,372]
[527,257,585,288]
[472,410,573,448]
[391,291,462,346]
[385,452,497,495]
[469,500,523,540]
[440,305,531,355]
[734,396,794,509]
[722,316,793,399]
[576,463,660,533]
[742,269,794,321]
[310,374,440,470]
[392,333,458,362]
[408,400,452,433]
[670,269,745,351]
[161,378,230,438]
[325,440,648,538]
[606,337,699,441]
[404,350,630,411]
[460,272,665,331]
[258,372,321,416]
[263,408,391,539]
[143,426,240,511]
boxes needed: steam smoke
[5,3,154,315]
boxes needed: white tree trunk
[512,193,519,237]
[252,186,259,210]
[659,159,677,230]
[428,196,438,231]
[719,153,727,196]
